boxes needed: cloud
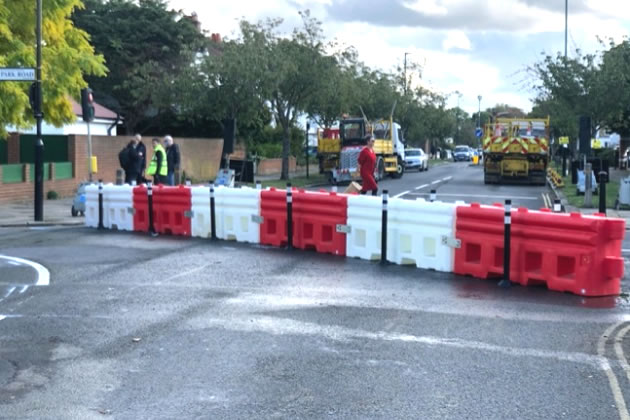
[325,0,605,33]
[442,31,472,51]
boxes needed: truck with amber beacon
[317,116,406,185]
[482,117,550,185]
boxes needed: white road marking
[615,325,630,386]
[442,176,453,181]
[407,193,538,200]
[19,285,29,294]
[191,315,606,368]
[598,322,630,420]
[164,264,211,282]
[393,190,410,199]
[3,287,16,299]
[622,249,630,254]
[0,255,50,286]
[431,180,440,185]
[415,184,429,190]
[0,315,5,322]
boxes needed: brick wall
[7,133,19,163]
[0,163,83,204]
[256,157,297,176]
[0,135,224,203]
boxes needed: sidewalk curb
[546,177,571,211]
[0,221,84,228]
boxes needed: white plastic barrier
[346,194,382,260]
[215,187,261,243]
[190,186,212,238]
[387,198,457,272]
[84,184,101,228]
[103,184,134,231]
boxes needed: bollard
[332,185,338,193]
[147,181,157,236]
[185,179,191,186]
[498,199,511,288]
[430,189,436,202]
[115,169,124,186]
[256,180,262,190]
[380,189,388,264]
[97,179,104,230]
[286,183,293,250]
[210,181,216,240]
[584,163,593,208]
[562,156,567,178]
[553,199,562,213]
[599,171,607,215]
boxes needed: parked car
[453,145,473,162]
[405,148,429,171]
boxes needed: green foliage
[72,0,205,133]
[528,40,630,141]
[0,0,106,135]
[46,190,58,200]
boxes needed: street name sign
[0,68,35,81]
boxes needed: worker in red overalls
[357,134,378,196]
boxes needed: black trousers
[360,188,378,196]
[124,171,138,184]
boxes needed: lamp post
[477,95,482,129]
[34,0,44,221]
[455,91,462,143]
[564,0,569,58]
[404,52,410,95]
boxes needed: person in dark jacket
[135,134,147,184]
[123,138,141,184]
[164,135,181,186]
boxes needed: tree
[528,50,604,139]
[72,0,205,134]
[598,39,630,137]
[0,0,106,135]
[267,11,330,179]
[176,19,275,144]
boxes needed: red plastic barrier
[132,185,152,232]
[454,203,626,296]
[510,208,624,296]
[294,189,347,256]
[454,203,506,279]
[153,185,191,236]
[259,188,348,255]
[260,188,290,247]
[132,185,191,236]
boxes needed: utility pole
[404,52,410,95]
[477,95,482,129]
[455,91,462,143]
[564,0,569,58]
[34,0,44,221]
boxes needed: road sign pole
[34,0,44,221]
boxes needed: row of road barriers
[85,181,626,297]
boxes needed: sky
[169,0,630,116]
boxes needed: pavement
[0,198,84,227]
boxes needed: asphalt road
[1,224,630,419]
[355,161,551,210]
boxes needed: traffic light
[81,87,95,122]
[28,82,38,111]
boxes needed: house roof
[70,97,119,120]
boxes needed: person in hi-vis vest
[147,137,168,185]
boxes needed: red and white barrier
[88,185,626,297]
